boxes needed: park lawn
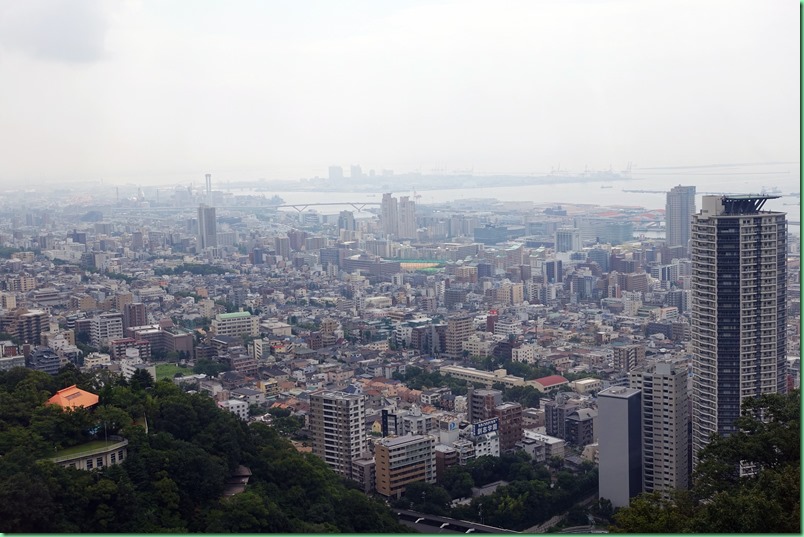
[155,363,194,380]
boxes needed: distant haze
[0,0,798,186]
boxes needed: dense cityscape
[0,0,798,533]
[0,169,799,532]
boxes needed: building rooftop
[48,385,99,409]
[217,311,254,320]
[534,375,569,387]
[378,433,432,447]
[599,386,641,399]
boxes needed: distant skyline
[0,0,798,186]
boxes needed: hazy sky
[0,0,798,186]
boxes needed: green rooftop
[218,311,254,320]
[50,438,128,463]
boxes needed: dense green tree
[193,358,231,377]
[441,465,475,499]
[501,385,541,408]
[396,481,452,515]
[129,368,154,389]
[0,368,408,534]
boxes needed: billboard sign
[473,417,499,437]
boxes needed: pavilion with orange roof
[47,385,99,410]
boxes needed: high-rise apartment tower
[381,193,399,238]
[309,391,368,481]
[629,359,690,492]
[690,195,787,465]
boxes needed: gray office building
[666,185,696,254]
[197,204,217,249]
[598,386,642,508]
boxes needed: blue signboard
[473,417,499,437]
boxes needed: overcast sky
[0,0,798,186]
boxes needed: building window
[118,450,124,460]
[86,459,93,469]
[97,457,104,467]
[110,453,116,463]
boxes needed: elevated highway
[395,508,519,534]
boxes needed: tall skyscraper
[691,195,787,465]
[665,185,696,255]
[629,359,690,493]
[309,391,368,481]
[598,386,642,508]
[381,193,399,238]
[398,196,417,239]
[197,204,217,249]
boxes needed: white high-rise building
[309,391,368,481]
[666,185,696,254]
[629,360,690,493]
[90,312,124,347]
[691,195,787,466]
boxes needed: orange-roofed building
[48,385,99,410]
[531,375,570,393]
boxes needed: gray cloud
[0,0,108,63]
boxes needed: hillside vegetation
[0,366,407,533]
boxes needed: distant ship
[600,185,613,189]
[761,186,782,195]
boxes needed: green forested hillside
[0,366,407,533]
